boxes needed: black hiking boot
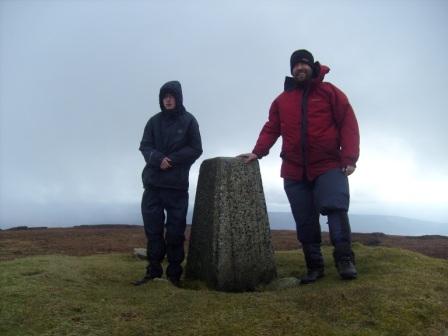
[300,268,325,284]
[300,243,325,284]
[132,261,163,286]
[336,257,357,280]
[168,277,181,288]
[132,274,161,286]
[333,243,357,280]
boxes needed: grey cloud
[1,0,447,231]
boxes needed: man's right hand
[160,157,172,170]
[237,153,258,164]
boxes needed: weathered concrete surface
[186,157,277,292]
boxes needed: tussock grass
[1,244,447,336]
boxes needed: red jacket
[252,65,360,181]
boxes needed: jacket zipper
[301,87,309,180]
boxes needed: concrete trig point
[186,157,277,292]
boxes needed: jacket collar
[284,63,330,91]
[284,77,301,91]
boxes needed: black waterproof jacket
[140,81,203,190]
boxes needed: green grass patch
[1,244,447,336]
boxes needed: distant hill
[266,212,448,236]
[2,204,446,236]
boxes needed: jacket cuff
[150,151,164,167]
[341,157,357,168]
[252,148,264,159]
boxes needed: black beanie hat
[290,49,314,74]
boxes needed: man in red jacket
[240,49,360,283]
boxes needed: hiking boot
[336,257,357,280]
[132,274,161,286]
[168,277,181,288]
[300,243,325,284]
[333,242,357,280]
[299,268,325,284]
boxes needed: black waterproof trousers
[284,168,354,267]
[284,168,352,245]
[141,187,188,280]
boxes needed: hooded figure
[159,80,185,113]
[140,81,202,190]
[134,81,202,287]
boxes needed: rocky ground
[1,225,447,261]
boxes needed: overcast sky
[1,0,447,232]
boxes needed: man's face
[292,62,313,83]
[162,93,176,110]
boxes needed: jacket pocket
[309,139,340,163]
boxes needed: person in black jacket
[133,81,202,287]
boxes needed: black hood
[159,80,185,113]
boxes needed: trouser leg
[314,168,350,215]
[313,169,357,278]
[328,211,355,264]
[141,188,165,278]
[302,243,324,271]
[160,189,188,281]
[284,179,324,275]
[284,179,322,245]
[327,211,352,246]
[314,168,353,248]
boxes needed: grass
[1,244,447,336]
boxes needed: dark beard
[293,69,312,86]
[294,77,311,88]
